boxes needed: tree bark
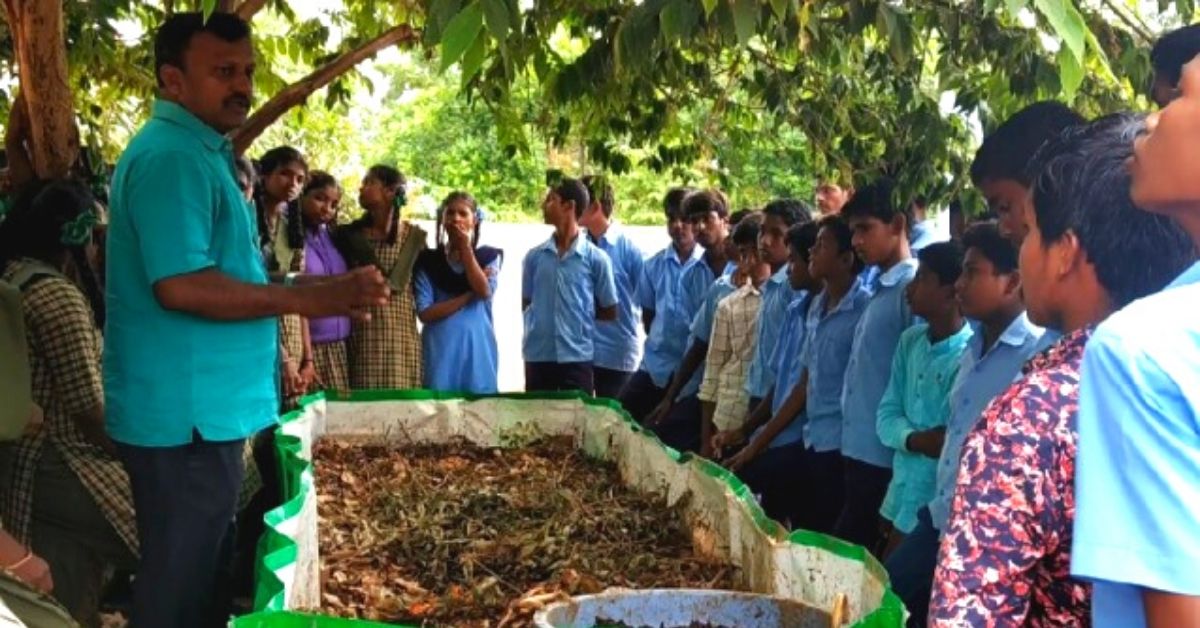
[2,0,79,180]
[231,24,418,154]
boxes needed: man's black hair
[731,212,763,246]
[961,221,1018,274]
[918,241,965,286]
[552,177,590,220]
[1028,112,1196,309]
[787,222,820,262]
[818,215,866,274]
[581,175,615,217]
[154,12,252,87]
[762,198,814,227]
[1151,24,1200,90]
[682,189,729,219]
[970,101,1086,187]
[839,177,913,235]
[663,186,694,218]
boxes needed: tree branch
[1098,0,1152,44]
[235,0,268,20]
[231,24,419,154]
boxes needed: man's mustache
[224,94,252,109]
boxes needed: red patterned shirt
[930,328,1093,627]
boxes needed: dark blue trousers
[652,394,703,453]
[617,370,666,423]
[524,361,594,395]
[884,507,940,628]
[735,442,807,525]
[593,366,634,401]
[833,457,893,557]
[118,435,245,628]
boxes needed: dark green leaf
[426,0,464,45]
[440,2,485,72]
[1056,45,1082,99]
[701,0,719,17]
[482,0,511,42]
[660,0,701,42]
[770,0,790,20]
[461,28,488,83]
[730,0,758,46]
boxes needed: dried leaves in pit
[312,436,739,627]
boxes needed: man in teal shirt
[105,13,387,627]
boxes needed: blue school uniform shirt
[929,312,1045,530]
[909,220,946,253]
[876,322,973,533]
[413,256,502,394]
[744,266,796,400]
[105,100,278,447]
[521,232,618,364]
[685,274,738,399]
[799,279,873,452]
[589,225,645,373]
[840,258,919,467]
[637,245,703,387]
[679,254,735,325]
[748,292,812,449]
[1071,262,1200,628]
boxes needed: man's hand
[305,266,390,321]
[711,426,747,460]
[906,427,946,458]
[24,404,43,437]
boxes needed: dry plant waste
[314,436,740,627]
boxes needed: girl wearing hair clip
[337,164,424,390]
[0,179,137,624]
[413,192,502,394]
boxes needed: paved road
[416,221,671,392]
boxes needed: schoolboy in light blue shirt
[720,216,870,534]
[876,242,973,537]
[1072,57,1200,627]
[620,188,701,422]
[641,192,735,440]
[581,175,645,399]
[835,178,918,554]
[522,177,618,394]
[743,199,811,412]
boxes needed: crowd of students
[0,9,1197,628]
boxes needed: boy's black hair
[918,241,965,286]
[582,175,615,218]
[552,177,590,220]
[787,222,820,263]
[818,215,866,274]
[731,212,763,246]
[1151,24,1200,90]
[839,177,913,234]
[762,198,814,227]
[729,208,753,228]
[961,221,1018,274]
[663,186,694,218]
[1028,112,1196,309]
[682,189,729,219]
[154,12,252,87]
[970,101,1085,187]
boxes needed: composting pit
[313,435,743,627]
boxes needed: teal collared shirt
[105,100,278,447]
[876,322,974,533]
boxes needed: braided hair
[349,164,407,245]
[0,179,106,326]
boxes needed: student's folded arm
[413,270,471,324]
[875,343,916,451]
[592,250,619,321]
[460,249,492,299]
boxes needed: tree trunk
[231,24,418,154]
[2,0,79,180]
